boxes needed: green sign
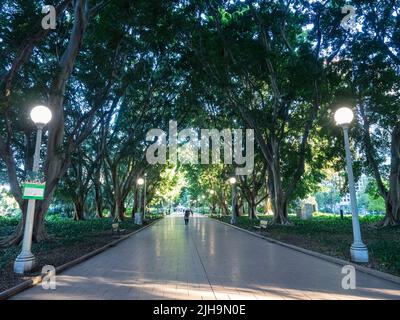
[22,183,46,200]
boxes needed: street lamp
[201,195,206,214]
[229,177,237,224]
[136,178,144,225]
[335,107,369,263]
[143,173,147,219]
[209,190,215,214]
[14,105,52,274]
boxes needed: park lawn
[211,213,400,277]
[0,215,163,293]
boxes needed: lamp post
[143,173,147,219]
[229,177,237,224]
[201,195,206,214]
[334,107,369,263]
[14,105,52,274]
[136,178,144,225]
[210,190,215,214]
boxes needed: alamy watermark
[41,5,356,32]
[41,5,57,30]
[41,265,57,290]
[341,265,356,290]
[341,5,356,31]
[146,121,254,176]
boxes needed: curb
[211,217,400,286]
[0,219,161,300]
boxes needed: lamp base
[14,251,36,274]
[350,243,369,263]
[134,212,143,225]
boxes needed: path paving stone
[12,215,400,300]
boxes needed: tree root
[0,228,51,248]
[33,229,51,242]
[0,232,23,248]
[373,216,400,229]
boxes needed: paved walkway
[13,216,400,300]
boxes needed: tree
[342,0,400,225]
[0,0,127,245]
[238,155,268,219]
[176,0,347,223]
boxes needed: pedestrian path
[13,216,400,300]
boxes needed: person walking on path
[184,208,192,225]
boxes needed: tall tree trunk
[95,189,103,218]
[381,125,400,226]
[115,194,125,221]
[94,171,103,218]
[268,173,289,225]
[210,200,217,214]
[236,196,242,217]
[220,195,229,215]
[73,196,85,221]
[110,203,116,220]
[32,196,54,242]
[132,188,139,217]
[268,151,289,224]
[248,197,257,219]
[361,105,400,226]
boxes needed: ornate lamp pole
[136,178,144,225]
[334,107,369,262]
[229,177,237,225]
[143,173,147,219]
[14,105,52,274]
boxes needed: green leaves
[217,4,250,26]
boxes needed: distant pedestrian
[184,208,192,225]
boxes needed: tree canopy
[0,0,399,246]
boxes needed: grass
[0,214,163,292]
[211,213,400,277]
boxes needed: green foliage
[217,4,250,26]
[0,214,163,269]
[0,0,398,241]
[151,164,187,206]
[0,189,20,217]
[367,196,386,213]
[365,180,387,213]
[0,216,19,237]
